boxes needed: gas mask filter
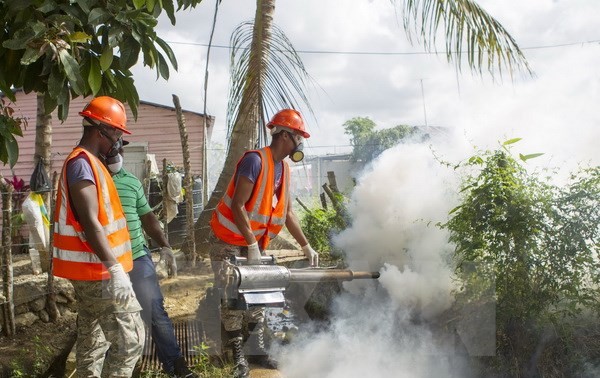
[289,132,304,162]
[290,142,304,162]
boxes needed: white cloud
[132,0,600,165]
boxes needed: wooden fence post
[46,171,60,322]
[320,192,327,210]
[295,198,310,213]
[327,171,339,193]
[322,183,347,229]
[1,180,15,337]
[172,94,196,266]
[162,159,169,244]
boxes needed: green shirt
[113,168,152,260]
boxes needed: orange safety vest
[52,147,133,281]
[211,147,290,250]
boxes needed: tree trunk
[191,0,275,257]
[35,93,52,272]
[172,94,195,267]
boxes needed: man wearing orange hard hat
[52,96,144,377]
[209,109,319,378]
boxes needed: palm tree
[191,0,531,256]
[192,0,314,254]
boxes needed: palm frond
[226,20,314,146]
[397,0,532,78]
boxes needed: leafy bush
[299,194,348,262]
[444,143,600,376]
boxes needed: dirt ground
[0,253,290,377]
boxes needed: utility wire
[165,39,600,55]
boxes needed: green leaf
[109,27,125,48]
[2,28,36,50]
[519,153,545,162]
[133,0,146,9]
[20,47,42,65]
[37,0,59,13]
[68,31,92,43]
[162,0,176,25]
[449,205,463,215]
[58,48,85,95]
[30,21,47,37]
[4,134,19,168]
[88,8,110,25]
[119,36,141,70]
[502,137,522,146]
[146,0,156,12]
[155,37,177,70]
[156,52,169,80]
[0,80,15,101]
[120,76,139,119]
[76,0,96,13]
[88,57,102,95]
[57,93,70,121]
[48,67,64,99]
[43,92,58,114]
[468,155,484,165]
[5,117,23,137]
[0,139,7,165]
[100,45,113,71]
[134,12,158,28]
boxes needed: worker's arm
[140,211,169,248]
[231,175,257,246]
[285,195,319,266]
[69,180,118,267]
[285,195,309,247]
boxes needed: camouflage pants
[71,279,145,378]
[208,232,265,332]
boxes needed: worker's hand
[247,241,261,265]
[302,244,319,267]
[108,263,136,305]
[160,246,178,277]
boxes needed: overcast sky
[132,0,600,169]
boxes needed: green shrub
[444,143,600,376]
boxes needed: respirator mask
[106,153,123,173]
[105,135,123,160]
[288,132,304,163]
[98,127,123,173]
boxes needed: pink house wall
[1,91,213,185]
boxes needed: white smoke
[278,139,480,378]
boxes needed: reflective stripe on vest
[52,148,133,281]
[210,147,290,249]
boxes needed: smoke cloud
[277,139,487,377]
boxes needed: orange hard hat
[79,96,131,134]
[267,109,310,138]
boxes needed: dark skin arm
[231,175,258,246]
[140,211,170,248]
[285,195,309,247]
[69,180,118,268]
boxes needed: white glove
[108,263,136,305]
[302,244,319,267]
[160,246,177,277]
[247,241,261,265]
